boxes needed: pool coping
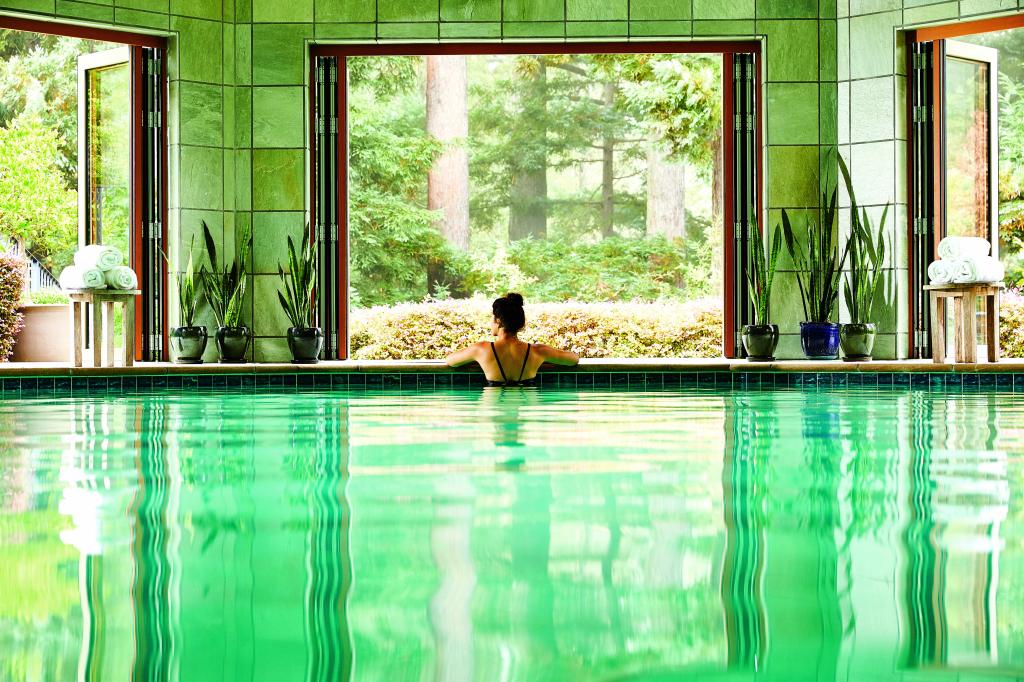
[3,357,1024,377]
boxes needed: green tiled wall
[2,0,1020,360]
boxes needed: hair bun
[505,292,524,307]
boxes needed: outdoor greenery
[838,155,891,325]
[782,185,849,323]
[200,221,251,329]
[0,254,26,361]
[350,298,721,360]
[277,229,316,329]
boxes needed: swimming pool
[2,384,1022,680]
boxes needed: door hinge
[329,63,337,82]
[148,221,162,240]
[912,51,929,71]
[330,331,338,348]
[150,333,163,352]
[912,105,930,124]
[330,223,338,243]
[734,112,754,132]
[913,217,929,236]
[316,63,324,84]
[734,220,748,240]
[147,111,162,129]
[147,56,161,77]
[733,60,752,81]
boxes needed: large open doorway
[0,18,167,363]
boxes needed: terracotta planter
[12,304,70,362]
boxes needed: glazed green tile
[503,21,564,37]
[903,1,958,24]
[960,0,1015,15]
[315,0,375,22]
[894,75,907,141]
[377,22,439,39]
[566,21,628,36]
[253,149,304,211]
[253,87,305,148]
[0,0,56,12]
[849,140,895,206]
[837,80,849,144]
[180,81,223,147]
[235,24,251,85]
[768,271,807,332]
[178,208,222,267]
[693,0,753,19]
[223,0,234,21]
[252,23,310,85]
[692,19,754,35]
[504,0,563,21]
[379,0,437,21]
[630,19,693,35]
[56,0,113,21]
[566,0,626,20]
[115,0,165,11]
[253,0,312,22]
[761,20,818,82]
[171,0,219,19]
[818,19,836,81]
[767,208,816,270]
[253,211,305,273]
[837,17,848,80]
[440,0,499,21]
[848,0,898,13]
[172,16,223,84]
[850,76,893,143]
[439,22,502,38]
[849,11,899,80]
[223,151,235,212]
[767,145,820,208]
[179,145,224,210]
[253,335,290,362]
[235,150,252,210]
[115,7,169,28]
[235,0,250,21]
[222,23,235,83]
[629,0,690,19]
[894,140,907,204]
[313,23,377,39]
[757,0,816,19]
[234,88,251,147]
[818,0,835,18]
[767,83,818,146]
[168,144,180,209]
[819,82,837,146]
[251,274,292,335]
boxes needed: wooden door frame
[309,40,764,360]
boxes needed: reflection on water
[2,388,1024,680]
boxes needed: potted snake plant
[782,183,851,360]
[277,228,322,363]
[168,236,206,363]
[743,215,783,361]
[200,221,252,363]
[838,155,891,361]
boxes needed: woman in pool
[445,293,579,386]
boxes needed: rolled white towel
[928,259,959,285]
[953,256,1004,284]
[74,243,123,272]
[59,265,106,290]
[938,236,990,260]
[104,265,138,290]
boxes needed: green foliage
[22,288,68,305]
[782,183,849,323]
[0,254,26,361]
[167,237,202,328]
[1000,291,1024,358]
[199,221,251,328]
[0,115,77,273]
[838,154,891,325]
[998,73,1024,287]
[350,298,722,360]
[277,228,316,328]
[746,217,782,326]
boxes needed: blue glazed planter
[800,322,841,360]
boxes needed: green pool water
[2,386,1023,681]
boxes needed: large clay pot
[215,326,250,363]
[840,322,876,361]
[741,324,779,361]
[170,326,207,364]
[287,327,323,364]
[800,321,841,360]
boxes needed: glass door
[942,40,999,251]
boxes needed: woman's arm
[445,342,483,367]
[535,344,579,366]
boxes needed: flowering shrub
[0,255,27,361]
[1001,291,1024,358]
[350,298,723,360]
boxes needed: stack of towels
[58,245,138,291]
[927,236,1004,285]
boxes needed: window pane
[944,56,991,239]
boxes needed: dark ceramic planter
[800,321,841,360]
[840,322,876,361]
[742,324,779,361]
[170,326,207,364]
[288,327,323,364]
[215,326,251,363]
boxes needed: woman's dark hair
[492,292,525,334]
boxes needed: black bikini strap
[490,342,508,383]
[518,344,531,382]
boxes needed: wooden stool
[924,282,1003,363]
[67,289,140,368]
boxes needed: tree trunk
[711,130,723,226]
[600,80,616,239]
[645,141,687,240]
[426,55,470,251]
[509,62,547,242]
